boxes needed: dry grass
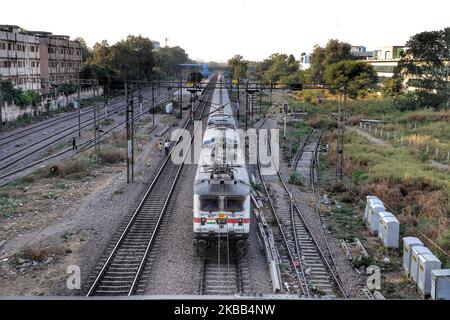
[54,157,88,178]
[21,245,64,262]
[99,147,126,164]
[109,130,127,146]
[324,129,450,256]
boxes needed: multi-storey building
[363,46,407,83]
[0,25,82,93]
[0,25,41,90]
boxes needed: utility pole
[77,79,81,137]
[139,82,142,120]
[179,76,183,119]
[151,85,155,125]
[269,81,273,107]
[259,79,263,114]
[131,92,134,183]
[0,90,3,133]
[104,89,108,121]
[237,78,240,120]
[245,82,249,131]
[125,82,130,183]
[93,85,97,148]
[336,86,347,180]
[446,62,449,110]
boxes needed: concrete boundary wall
[1,87,103,122]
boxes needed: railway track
[0,91,169,180]
[199,246,251,295]
[256,117,346,298]
[0,94,125,146]
[0,89,165,171]
[86,76,217,296]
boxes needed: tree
[309,39,354,83]
[110,35,155,80]
[381,77,402,97]
[74,37,91,62]
[397,27,450,108]
[324,60,377,99]
[154,46,190,77]
[227,55,248,81]
[252,53,301,84]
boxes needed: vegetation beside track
[288,94,450,266]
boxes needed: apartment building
[0,25,82,93]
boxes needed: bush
[289,172,303,186]
[99,147,126,163]
[392,93,418,112]
[53,158,88,178]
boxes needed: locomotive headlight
[238,218,243,226]
[200,218,206,225]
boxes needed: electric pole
[151,85,155,125]
[125,82,130,183]
[0,90,3,133]
[245,82,249,131]
[336,86,347,180]
[179,76,183,119]
[131,92,134,182]
[77,78,81,137]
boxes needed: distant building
[152,41,161,49]
[0,25,82,93]
[364,45,407,83]
[350,46,373,60]
[300,52,310,69]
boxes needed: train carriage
[193,77,250,255]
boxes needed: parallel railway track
[0,94,125,146]
[0,89,167,173]
[86,76,217,296]
[0,91,170,186]
[256,117,346,298]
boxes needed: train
[193,75,250,255]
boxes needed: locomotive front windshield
[200,198,220,212]
[225,197,244,212]
[200,196,244,212]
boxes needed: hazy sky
[2,0,449,62]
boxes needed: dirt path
[348,127,387,145]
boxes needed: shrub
[99,147,126,163]
[53,158,88,178]
[392,93,418,112]
[289,172,303,186]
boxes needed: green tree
[309,39,354,83]
[324,60,377,99]
[381,77,402,97]
[110,35,155,81]
[397,27,450,108]
[74,37,91,62]
[227,55,248,81]
[154,46,190,77]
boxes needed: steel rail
[308,129,348,297]
[86,76,217,296]
[0,95,125,145]
[0,90,155,163]
[0,91,168,173]
[256,118,310,296]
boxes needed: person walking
[164,139,171,156]
[72,137,78,151]
[158,141,163,157]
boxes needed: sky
[2,0,449,62]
